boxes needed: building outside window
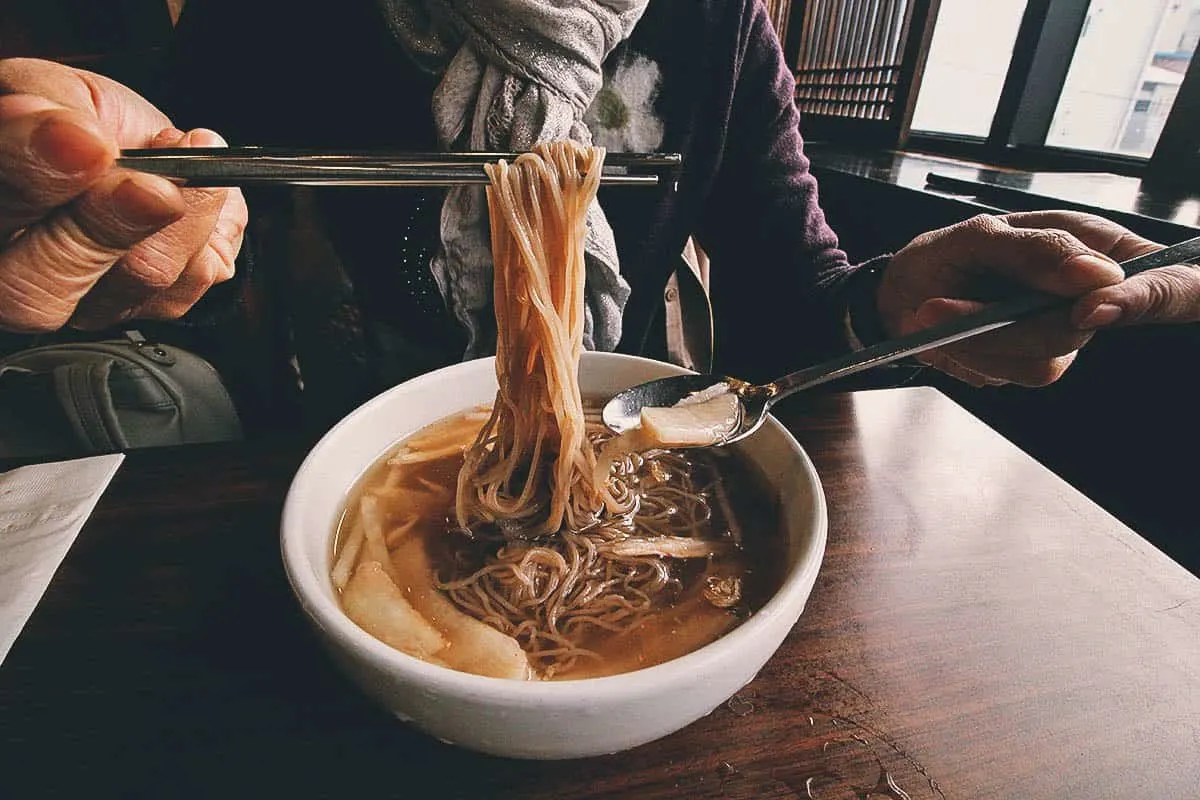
[911,0,1200,163]
[1048,0,1200,157]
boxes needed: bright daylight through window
[912,0,1200,160]
[910,0,1029,137]
[1048,0,1200,157]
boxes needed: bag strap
[52,358,129,452]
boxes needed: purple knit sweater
[164,0,862,395]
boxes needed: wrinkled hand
[0,57,246,333]
[876,211,1199,387]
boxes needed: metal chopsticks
[115,148,682,188]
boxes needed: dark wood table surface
[805,145,1200,243]
[2,386,1197,799]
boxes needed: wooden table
[2,387,1196,798]
[806,145,1200,241]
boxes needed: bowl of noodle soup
[281,142,825,759]
[281,351,827,759]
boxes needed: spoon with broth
[603,235,1200,447]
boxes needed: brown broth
[332,406,787,680]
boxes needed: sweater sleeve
[695,0,862,382]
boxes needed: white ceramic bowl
[280,352,827,760]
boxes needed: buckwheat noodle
[442,142,737,677]
[455,141,605,536]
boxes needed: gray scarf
[379,0,648,358]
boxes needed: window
[1046,0,1200,158]
[783,0,1199,176]
[904,0,1200,176]
[910,0,1030,137]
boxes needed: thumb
[0,100,117,238]
[1072,265,1200,330]
[0,169,186,333]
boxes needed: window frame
[900,0,1200,185]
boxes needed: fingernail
[111,173,186,228]
[184,127,229,147]
[1079,303,1123,330]
[1069,253,1124,282]
[915,303,950,327]
[152,127,187,147]
[30,117,112,175]
[213,218,242,243]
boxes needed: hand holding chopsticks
[0,59,249,334]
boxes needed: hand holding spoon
[602,235,1200,446]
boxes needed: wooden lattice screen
[763,0,795,42]
[788,0,941,146]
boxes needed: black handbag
[0,330,243,459]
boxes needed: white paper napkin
[0,453,125,665]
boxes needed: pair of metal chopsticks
[116,148,681,188]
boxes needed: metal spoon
[602,234,1200,445]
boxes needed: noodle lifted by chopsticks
[456,141,608,537]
